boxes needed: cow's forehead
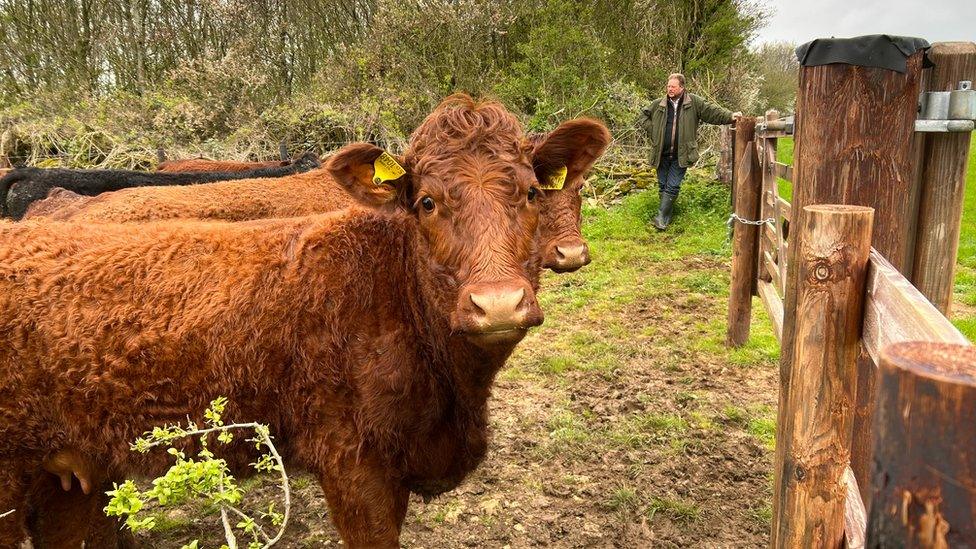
[411,150,535,198]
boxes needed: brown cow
[0,153,320,220]
[0,95,609,547]
[527,132,596,272]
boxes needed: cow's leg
[317,452,409,548]
[0,466,29,548]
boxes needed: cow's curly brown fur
[1,95,609,547]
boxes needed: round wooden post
[279,139,289,161]
[727,117,760,347]
[772,205,874,548]
[911,42,976,316]
[868,342,976,547]
[781,47,926,509]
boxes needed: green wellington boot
[652,192,677,231]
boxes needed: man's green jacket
[637,93,734,168]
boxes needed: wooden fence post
[279,139,289,162]
[781,48,926,507]
[911,42,976,316]
[717,125,734,184]
[867,342,976,547]
[772,204,874,548]
[727,117,761,347]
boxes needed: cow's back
[35,168,352,223]
[157,158,284,173]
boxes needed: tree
[755,41,798,112]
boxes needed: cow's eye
[420,196,435,212]
[527,187,538,202]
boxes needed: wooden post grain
[727,117,761,347]
[781,51,925,508]
[787,54,922,275]
[772,205,874,549]
[911,42,976,316]
[867,342,976,547]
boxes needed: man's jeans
[656,155,687,196]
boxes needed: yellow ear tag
[373,152,406,185]
[539,166,568,190]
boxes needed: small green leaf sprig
[104,397,290,549]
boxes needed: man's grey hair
[668,73,685,86]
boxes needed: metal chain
[727,213,775,227]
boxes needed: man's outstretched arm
[696,95,740,125]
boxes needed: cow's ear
[531,119,611,194]
[326,143,409,210]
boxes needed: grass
[721,404,776,449]
[747,411,777,449]
[647,496,702,524]
[776,134,976,340]
[145,512,194,532]
[955,134,976,339]
[605,486,640,512]
[749,503,773,526]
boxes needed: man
[637,73,741,230]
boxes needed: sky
[756,0,976,46]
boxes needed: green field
[776,134,975,340]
